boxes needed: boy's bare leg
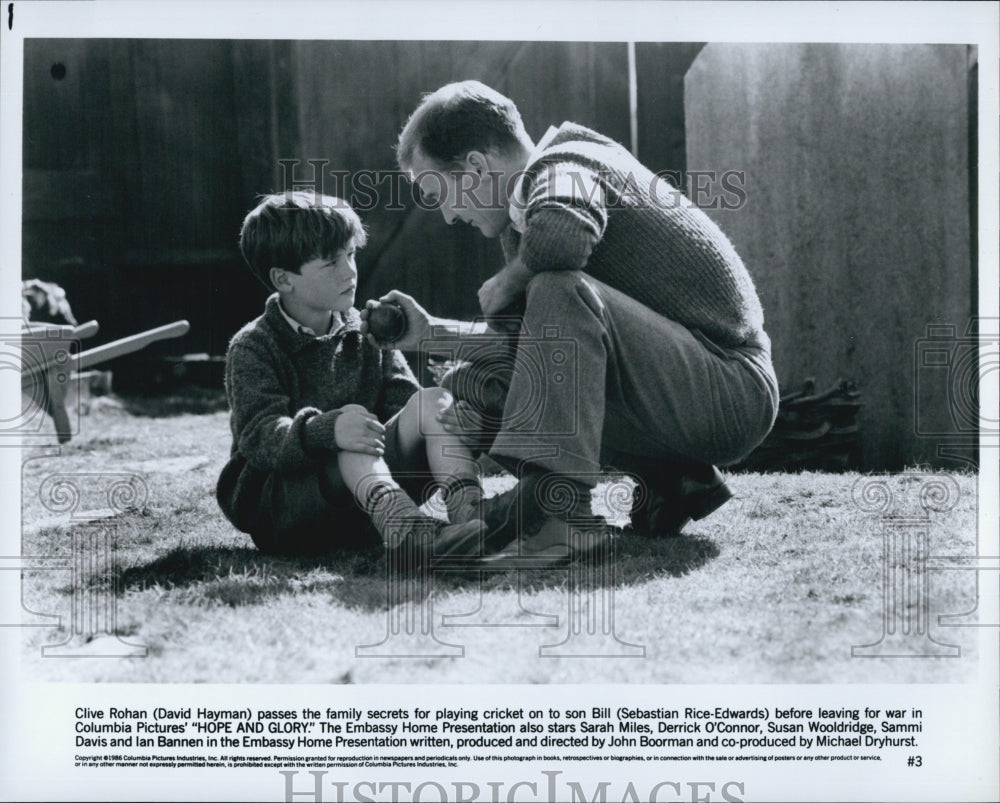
[332,450,417,547]
[333,450,396,504]
[396,387,483,523]
[396,387,477,481]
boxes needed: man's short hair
[396,80,529,171]
[238,192,367,290]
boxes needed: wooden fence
[22,40,701,364]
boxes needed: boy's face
[285,245,358,313]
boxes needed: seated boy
[216,192,484,561]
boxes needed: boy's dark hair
[396,80,530,171]
[239,192,367,290]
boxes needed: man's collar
[508,125,561,233]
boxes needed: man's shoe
[478,515,616,570]
[634,464,733,537]
[451,471,548,553]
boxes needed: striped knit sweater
[216,294,420,528]
[508,123,765,348]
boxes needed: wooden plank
[22,169,120,222]
[128,40,244,261]
[22,39,89,171]
[635,43,705,187]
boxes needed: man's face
[408,149,511,238]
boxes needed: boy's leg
[393,387,478,482]
[392,387,483,524]
[329,449,484,563]
[247,444,478,558]
[438,338,516,454]
[329,451,414,549]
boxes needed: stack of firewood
[733,378,863,472]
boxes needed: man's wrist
[425,316,489,340]
[505,257,534,285]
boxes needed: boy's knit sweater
[217,294,420,528]
[508,122,765,348]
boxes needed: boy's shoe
[478,515,617,570]
[385,516,486,572]
[633,464,733,537]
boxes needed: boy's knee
[408,386,450,432]
[441,360,510,415]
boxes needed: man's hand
[436,396,486,449]
[478,258,532,315]
[361,290,433,351]
[334,404,386,455]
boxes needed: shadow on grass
[117,543,385,607]
[435,530,719,597]
[115,529,719,612]
[118,388,229,418]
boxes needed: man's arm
[361,290,490,352]
[472,161,608,316]
[477,256,533,316]
[518,160,608,273]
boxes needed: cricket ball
[367,301,406,343]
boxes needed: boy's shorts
[246,411,432,554]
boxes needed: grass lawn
[17,391,982,684]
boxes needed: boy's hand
[361,291,432,351]
[334,404,386,455]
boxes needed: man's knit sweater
[217,294,420,529]
[506,122,765,348]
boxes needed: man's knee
[525,269,583,298]
[525,270,604,319]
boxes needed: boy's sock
[364,483,435,550]
[441,476,484,524]
[365,481,487,569]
